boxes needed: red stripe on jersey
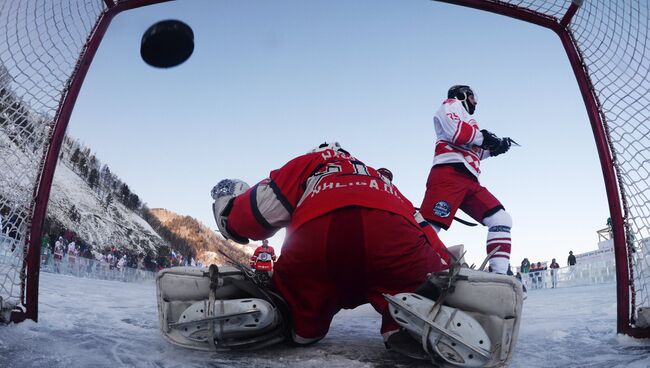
[453,121,477,145]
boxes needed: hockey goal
[0,0,649,338]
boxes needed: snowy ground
[1,272,650,368]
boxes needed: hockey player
[250,239,276,272]
[419,85,515,274]
[211,142,450,345]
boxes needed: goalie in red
[211,142,450,345]
[419,85,516,275]
[250,239,276,272]
[155,142,524,366]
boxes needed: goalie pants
[272,206,446,341]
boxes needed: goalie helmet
[211,179,249,200]
[309,141,349,155]
[377,168,393,181]
[448,85,477,115]
[211,179,250,244]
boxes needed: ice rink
[1,271,649,368]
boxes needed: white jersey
[432,98,490,177]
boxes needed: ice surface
[0,272,649,368]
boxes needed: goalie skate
[157,266,287,351]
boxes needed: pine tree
[70,148,80,169]
[103,193,113,210]
[88,168,99,190]
[119,183,131,205]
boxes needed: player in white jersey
[419,85,514,274]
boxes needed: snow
[1,273,649,368]
[47,160,163,253]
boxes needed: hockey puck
[140,19,194,68]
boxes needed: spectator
[41,235,51,265]
[519,258,530,289]
[568,250,577,266]
[536,261,544,288]
[549,258,560,288]
[53,239,64,273]
[67,241,77,273]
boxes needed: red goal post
[0,0,648,338]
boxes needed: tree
[78,155,88,177]
[68,205,81,223]
[103,193,113,210]
[128,193,141,210]
[88,168,99,190]
[119,183,131,205]
[70,148,80,169]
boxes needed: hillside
[46,159,164,255]
[146,208,252,266]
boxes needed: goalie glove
[479,129,501,151]
[211,179,250,244]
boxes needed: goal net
[0,0,648,337]
[433,0,650,338]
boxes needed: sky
[67,0,609,267]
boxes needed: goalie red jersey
[227,147,447,259]
[218,144,450,342]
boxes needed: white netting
[0,0,648,333]
[568,0,650,329]
[0,0,105,319]
[436,0,650,333]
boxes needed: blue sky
[68,0,608,267]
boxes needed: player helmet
[262,239,269,245]
[447,85,477,115]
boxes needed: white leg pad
[386,268,523,367]
[157,266,284,351]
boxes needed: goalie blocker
[156,259,523,367]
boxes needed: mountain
[45,158,164,256]
[145,208,252,266]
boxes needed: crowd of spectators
[516,251,577,290]
[38,230,199,281]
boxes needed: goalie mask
[211,179,250,244]
[448,85,477,115]
[309,141,350,155]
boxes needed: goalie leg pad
[385,268,523,367]
[157,266,286,351]
[386,293,492,367]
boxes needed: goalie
[156,142,523,367]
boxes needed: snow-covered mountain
[145,208,252,266]
[46,159,164,255]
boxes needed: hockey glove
[211,179,250,244]
[490,138,512,157]
[480,129,501,151]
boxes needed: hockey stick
[505,137,521,147]
[452,216,478,227]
